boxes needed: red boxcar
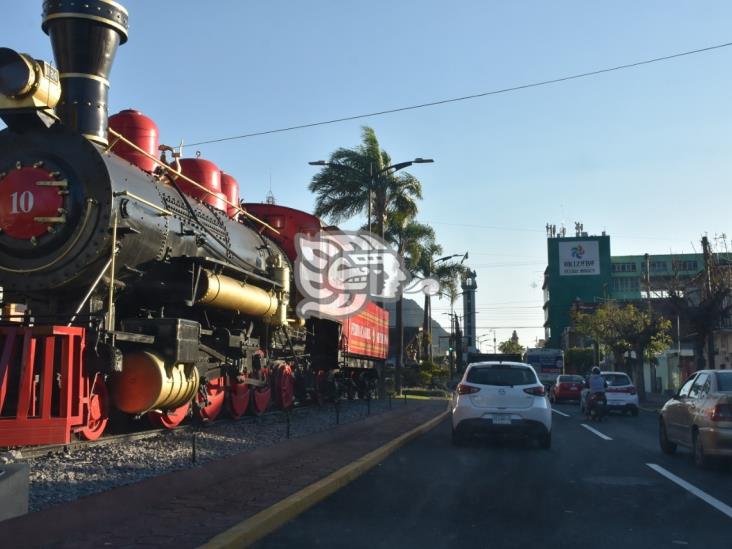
[341,302,388,360]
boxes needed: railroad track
[8,402,330,460]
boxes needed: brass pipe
[197,270,278,317]
[107,128,280,234]
[110,351,200,414]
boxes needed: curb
[199,409,450,549]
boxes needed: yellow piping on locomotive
[109,351,199,414]
[197,270,279,318]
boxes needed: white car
[451,361,552,448]
[580,371,639,416]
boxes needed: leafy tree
[308,126,422,239]
[565,347,595,376]
[413,240,466,362]
[498,331,525,355]
[383,215,434,391]
[573,302,671,398]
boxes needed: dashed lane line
[552,408,571,417]
[580,423,613,440]
[647,463,732,519]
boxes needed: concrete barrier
[0,463,29,522]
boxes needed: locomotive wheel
[250,385,271,416]
[196,376,226,422]
[147,402,190,429]
[227,379,251,420]
[275,364,295,411]
[79,375,109,441]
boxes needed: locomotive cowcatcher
[0,0,388,446]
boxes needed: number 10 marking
[10,191,34,214]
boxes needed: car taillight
[627,387,637,395]
[524,386,546,396]
[457,384,480,395]
[711,404,732,421]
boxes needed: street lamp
[308,158,434,237]
[434,252,469,265]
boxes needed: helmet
[591,366,601,375]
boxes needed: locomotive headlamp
[0,48,61,111]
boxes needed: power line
[187,41,732,147]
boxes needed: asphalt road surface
[256,402,732,549]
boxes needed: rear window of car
[603,373,632,387]
[467,365,537,386]
[558,375,583,383]
[717,372,732,392]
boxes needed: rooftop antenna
[265,172,275,204]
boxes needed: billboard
[341,302,389,360]
[558,240,600,276]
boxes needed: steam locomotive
[0,0,387,446]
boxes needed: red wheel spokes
[227,378,251,419]
[79,374,109,441]
[275,364,295,410]
[147,402,190,429]
[196,376,226,422]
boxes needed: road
[256,402,732,549]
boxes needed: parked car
[659,370,732,468]
[549,374,585,403]
[451,361,552,448]
[580,371,639,416]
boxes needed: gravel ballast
[7,397,402,512]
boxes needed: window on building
[672,260,699,272]
[650,261,667,273]
[612,277,639,292]
[612,262,637,273]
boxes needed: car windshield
[717,372,732,392]
[467,365,537,386]
[558,375,583,383]
[603,374,632,387]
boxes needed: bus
[523,348,565,387]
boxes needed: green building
[542,233,704,349]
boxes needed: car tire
[630,407,639,417]
[659,419,677,455]
[693,431,710,469]
[538,431,551,449]
[451,428,466,447]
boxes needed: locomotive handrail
[107,128,281,235]
[113,190,172,216]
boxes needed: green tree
[384,215,434,391]
[573,302,672,399]
[413,241,466,362]
[308,126,422,239]
[498,331,525,355]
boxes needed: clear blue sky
[4,0,732,348]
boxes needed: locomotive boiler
[0,0,387,446]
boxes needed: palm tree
[415,243,467,362]
[308,126,422,238]
[384,215,435,390]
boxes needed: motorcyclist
[585,367,607,413]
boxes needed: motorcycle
[586,392,607,422]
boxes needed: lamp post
[308,158,433,238]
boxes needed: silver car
[659,370,732,468]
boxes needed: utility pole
[702,236,716,370]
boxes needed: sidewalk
[0,399,447,549]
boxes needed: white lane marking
[647,463,732,519]
[552,408,570,417]
[580,423,613,440]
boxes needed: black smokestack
[41,0,128,145]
